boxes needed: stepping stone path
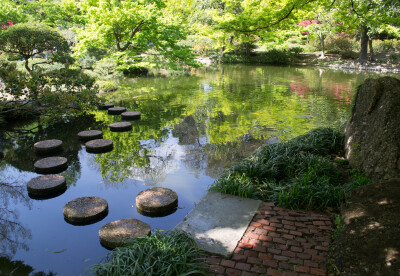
[34,157,68,174]
[85,139,113,153]
[109,122,132,132]
[121,111,141,121]
[108,107,127,115]
[98,103,114,110]
[77,130,103,142]
[34,139,63,154]
[99,219,151,249]
[27,174,66,196]
[207,202,333,276]
[63,196,108,225]
[136,187,178,216]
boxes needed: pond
[0,65,385,275]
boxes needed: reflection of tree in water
[0,114,103,187]
[0,174,32,258]
[172,115,199,145]
[0,256,57,275]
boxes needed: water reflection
[0,173,32,257]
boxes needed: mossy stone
[34,157,68,174]
[99,219,151,249]
[108,107,127,115]
[109,122,132,132]
[85,139,113,153]
[98,103,114,110]
[27,174,66,195]
[121,111,141,121]
[77,130,103,142]
[63,196,108,225]
[136,187,178,216]
[34,139,63,154]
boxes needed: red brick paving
[207,202,333,276]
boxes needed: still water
[0,65,383,275]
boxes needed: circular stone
[27,174,66,195]
[77,130,103,142]
[63,196,108,224]
[34,157,68,174]
[85,139,113,153]
[34,139,63,154]
[108,107,127,115]
[98,103,114,110]
[99,219,151,249]
[136,187,178,216]
[109,122,132,132]
[121,111,141,121]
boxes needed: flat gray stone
[121,111,141,121]
[108,107,127,115]
[85,139,113,153]
[174,191,261,257]
[77,130,103,141]
[99,219,151,249]
[98,103,114,110]
[34,157,68,174]
[63,196,108,224]
[27,174,66,195]
[109,122,132,132]
[136,187,178,216]
[34,139,63,154]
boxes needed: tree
[333,0,400,64]
[0,23,71,73]
[74,0,197,70]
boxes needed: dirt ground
[329,180,400,275]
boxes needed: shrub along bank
[211,127,370,211]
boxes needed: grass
[89,230,207,276]
[211,127,370,211]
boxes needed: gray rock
[34,139,63,154]
[77,130,103,141]
[136,187,178,216]
[345,77,400,180]
[99,219,151,249]
[27,174,66,195]
[34,157,68,174]
[108,107,127,115]
[109,122,132,132]
[121,111,141,121]
[85,139,113,153]
[63,196,108,224]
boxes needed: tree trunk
[359,26,369,64]
[368,39,374,60]
[24,59,31,73]
[320,36,325,58]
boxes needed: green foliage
[211,127,347,210]
[325,36,359,54]
[373,39,400,53]
[344,170,371,194]
[0,23,70,73]
[90,230,207,276]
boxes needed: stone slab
[174,191,261,257]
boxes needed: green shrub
[259,49,290,65]
[93,58,121,78]
[341,50,359,60]
[90,230,207,276]
[211,128,347,211]
[325,36,359,54]
[373,39,400,53]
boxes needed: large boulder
[345,77,400,180]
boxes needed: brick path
[207,202,333,276]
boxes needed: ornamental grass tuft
[211,127,368,211]
[90,230,207,276]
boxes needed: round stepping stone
[98,103,114,110]
[99,219,151,249]
[34,139,63,154]
[121,111,141,121]
[27,174,66,196]
[77,130,103,142]
[136,187,178,216]
[108,107,127,115]
[34,157,68,174]
[63,196,108,225]
[109,122,132,132]
[85,139,113,153]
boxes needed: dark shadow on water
[28,186,67,200]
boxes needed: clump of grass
[211,127,351,211]
[90,230,207,276]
